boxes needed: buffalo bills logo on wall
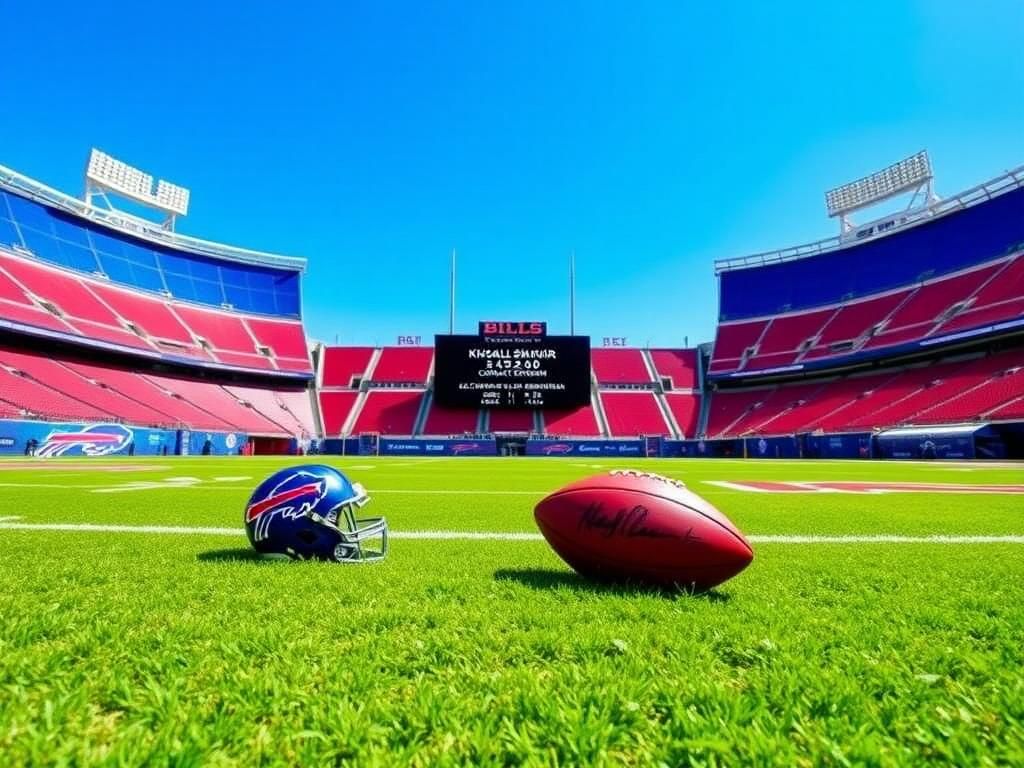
[542,443,574,455]
[246,472,328,542]
[450,443,481,455]
[36,424,134,458]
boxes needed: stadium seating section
[321,346,374,387]
[0,248,311,374]
[318,345,701,438]
[710,253,1024,375]
[0,345,315,436]
[705,349,1024,438]
[650,348,698,389]
[591,348,651,384]
[6,162,1021,447]
[351,390,425,435]
[371,347,434,383]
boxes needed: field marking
[705,480,1024,495]
[0,519,1021,544]
[0,482,549,495]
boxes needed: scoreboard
[434,322,591,410]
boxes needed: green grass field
[1,456,1022,766]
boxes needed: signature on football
[578,502,698,541]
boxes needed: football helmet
[244,465,387,562]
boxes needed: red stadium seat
[712,254,1024,374]
[371,348,434,383]
[0,252,121,326]
[175,304,259,354]
[0,359,114,422]
[226,385,316,436]
[322,346,375,387]
[543,405,601,436]
[709,320,768,372]
[319,390,360,436]
[245,317,310,360]
[351,390,424,434]
[664,393,700,437]
[707,350,1024,437]
[600,392,670,436]
[649,349,697,389]
[591,348,650,384]
[89,283,195,344]
[422,403,479,434]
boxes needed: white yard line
[0,519,1020,543]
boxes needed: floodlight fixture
[84,148,191,228]
[825,151,936,233]
[155,179,190,217]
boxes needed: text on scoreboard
[433,322,591,409]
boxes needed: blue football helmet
[244,465,388,562]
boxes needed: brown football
[534,469,753,590]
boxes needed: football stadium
[2,4,1024,765]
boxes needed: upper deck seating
[710,249,1024,376]
[90,283,196,345]
[245,317,310,363]
[708,320,768,373]
[649,349,697,389]
[591,348,650,384]
[371,348,434,383]
[175,305,257,354]
[322,346,375,387]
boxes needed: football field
[1,456,1022,766]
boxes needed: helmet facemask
[314,482,388,562]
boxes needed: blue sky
[1,2,1021,347]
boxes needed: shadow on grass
[494,568,731,601]
[197,548,286,564]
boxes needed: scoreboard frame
[433,321,591,410]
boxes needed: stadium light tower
[84,149,190,230]
[825,151,938,235]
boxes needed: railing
[714,164,1024,274]
[0,163,306,272]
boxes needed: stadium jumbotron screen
[433,321,591,409]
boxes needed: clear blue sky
[2,2,1021,347]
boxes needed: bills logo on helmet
[36,424,134,458]
[246,471,328,542]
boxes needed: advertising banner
[377,438,497,456]
[524,439,645,457]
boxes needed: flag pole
[569,250,576,336]
[449,248,456,334]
